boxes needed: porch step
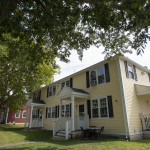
[57,132,66,137]
[52,135,66,140]
[57,130,65,134]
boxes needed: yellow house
[25,55,150,140]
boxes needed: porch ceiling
[135,84,150,96]
[58,87,89,100]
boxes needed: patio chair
[99,126,104,139]
[80,127,88,139]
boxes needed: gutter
[116,58,130,140]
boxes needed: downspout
[117,58,130,140]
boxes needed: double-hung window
[128,64,134,79]
[98,66,105,84]
[22,110,26,118]
[91,97,108,118]
[61,104,71,117]
[61,80,70,89]
[47,106,56,118]
[90,70,97,85]
[48,86,56,97]
[32,109,38,118]
[15,111,20,118]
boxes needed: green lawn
[0,124,52,146]
[1,124,150,150]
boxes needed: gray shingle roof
[70,88,89,94]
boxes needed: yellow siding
[40,59,126,133]
[120,58,150,134]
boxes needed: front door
[78,104,85,129]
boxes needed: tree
[0,33,60,111]
[0,0,149,60]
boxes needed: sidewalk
[0,139,50,148]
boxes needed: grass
[0,124,52,146]
[1,124,150,150]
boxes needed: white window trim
[127,63,135,80]
[89,66,106,88]
[91,96,109,119]
[15,111,20,118]
[61,103,71,118]
[47,105,56,119]
[61,79,70,89]
[22,110,26,118]
[48,85,56,97]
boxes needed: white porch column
[29,105,33,128]
[24,106,28,128]
[71,96,75,131]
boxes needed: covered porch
[24,99,45,129]
[53,87,90,139]
[135,84,150,131]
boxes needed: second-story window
[98,66,105,84]
[61,80,70,89]
[128,64,134,79]
[90,70,97,86]
[33,91,41,101]
[48,86,56,97]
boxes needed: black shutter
[124,61,129,78]
[107,96,114,117]
[46,108,48,118]
[70,103,72,117]
[86,71,90,88]
[58,105,59,118]
[70,78,73,88]
[104,63,110,82]
[55,106,57,118]
[148,73,150,82]
[47,87,49,97]
[87,100,91,118]
[133,65,138,81]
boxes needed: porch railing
[140,113,150,130]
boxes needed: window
[48,86,56,97]
[61,80,70,89]
[91,97,108,118]
[61,104,71,117]
[90,66,105,86]
[32,110,38,118]
[15,111,20,118]
[22,110,26,118]
[98,67,105,84]
[33,91,41,101]
[128,64,134,79]
[124,61,137,81]
[47,106,56,118]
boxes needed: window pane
[22,111,26,118]
[98,67,105,84]
[91,71,97,81]
[65,104,70,117]
[61,82,65,89]
[48,107,51,118]
[92,99,98,118]
[52,107,56,118]
[61,105,65,117]
[49,87,52,96]
[66,80,70,87]
[92,108,99,118]
[15,111,20,118]
[53,86,56,95]
[100,98,108,118]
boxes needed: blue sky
[54,43,150,81]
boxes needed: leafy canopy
[0,0,149,60]
[0,33,60,111]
